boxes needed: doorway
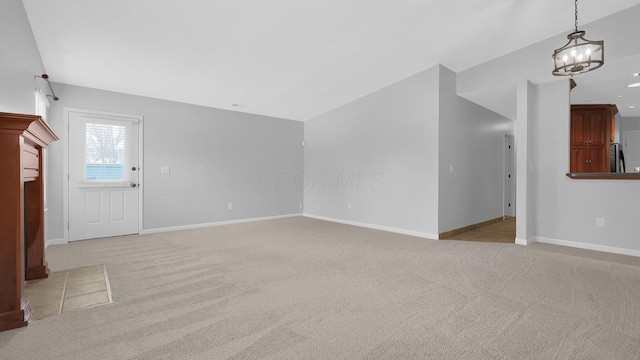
[63,108,143,241]
[441,134,517,243]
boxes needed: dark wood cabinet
[0,112,58,332]
[570,105,617,173]
[570,146,608,173]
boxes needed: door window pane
[85,123,125,180]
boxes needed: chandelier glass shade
[552,0,604,76]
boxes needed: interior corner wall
[437,66,513,234]
[303,66,440,237]
[0,0,46,114]
[515,79,535,244]
[533,81,640,254]
[45,84,303,240]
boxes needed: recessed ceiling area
[570,54,640,117]
[22,0,640,121]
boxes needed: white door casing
[623,130,640,173]
[63,108,143,242]
[504,134,516,217]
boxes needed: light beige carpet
[1,216,639,359]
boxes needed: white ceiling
[22,0,640,121]
[570,54,640,117]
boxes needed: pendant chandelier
[552,0,604,76]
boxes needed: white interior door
[623,130,640,173]
[68,110,140,241]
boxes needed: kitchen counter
[566,172,640,180]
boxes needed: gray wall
[0,0,45,114]
[304,64,511,237]
[620,116,640,134]
[304,66,440,237]
[46,84,303,239]
[620,117,640,173]
[438,66,513,233]
[532,80,640,252]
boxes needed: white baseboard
[515,237,535,246]
[303,213,439,240]
[140,213,302,235]
[45,238,67,249]
[532,236,640,258]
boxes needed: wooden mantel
[0,112,59,332]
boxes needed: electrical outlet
[160,165,170,174]
[347,202,352,210]
[450,165,454,173]
[228,203,234,210]
[299,203,303,209]
[596,217,605,227]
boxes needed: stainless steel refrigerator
[610,142,625,173]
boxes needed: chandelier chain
[574,0,579,31]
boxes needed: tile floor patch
[65,280,107,298]
[62,290,110,312]
[25,265,113,321]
